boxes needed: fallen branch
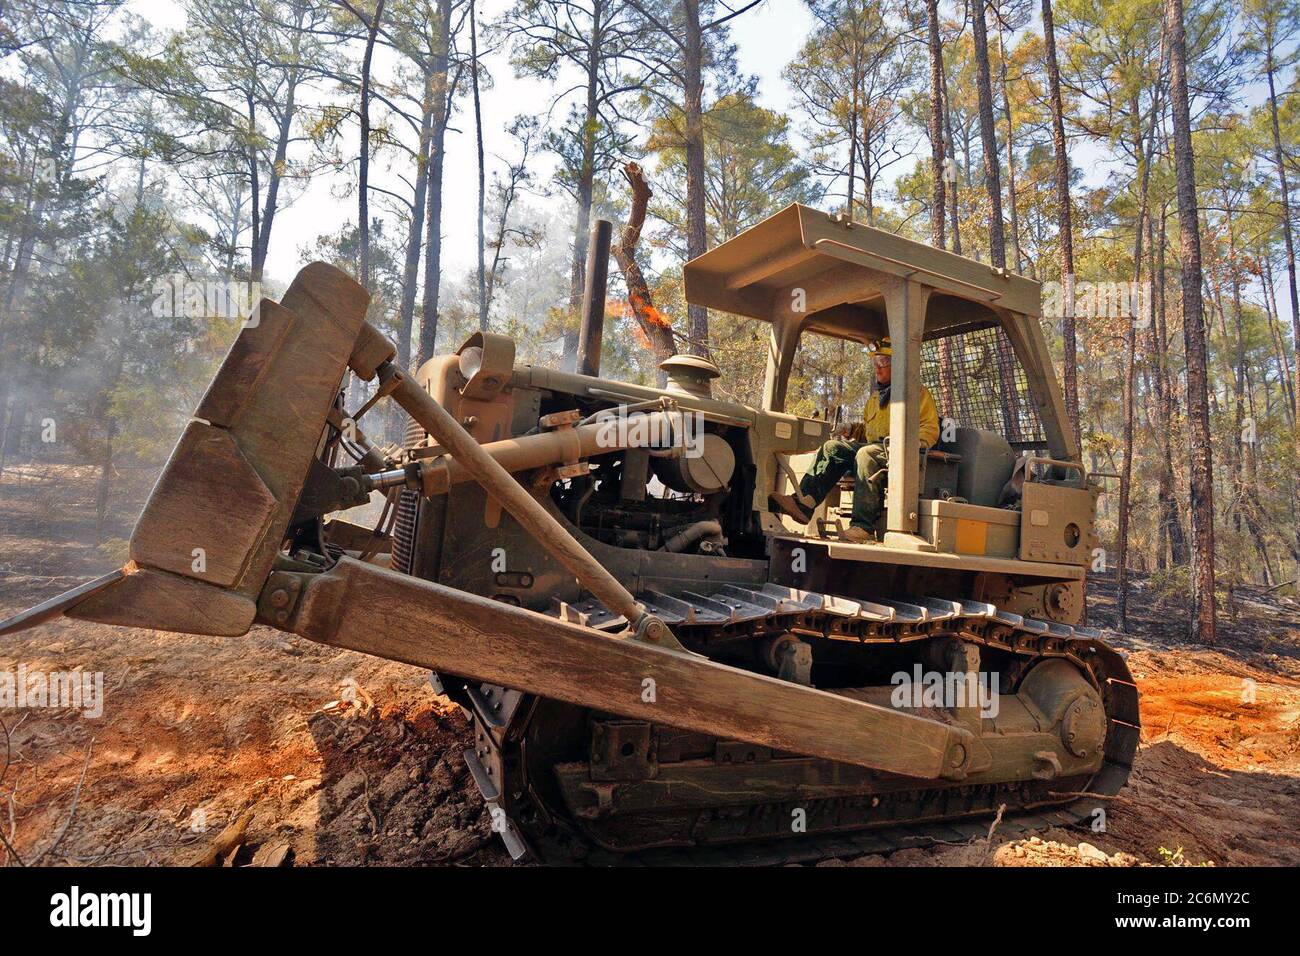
[30,737,93,865]
[984,803,1006,843]
[0,715,12,799]
[971,803,1008,864]
[0,745,22,867]
[64,834,204,865]
[187,809,254,867]
[361,771,381,835]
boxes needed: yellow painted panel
[955,518,988,555]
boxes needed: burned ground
[2,464,1297,867]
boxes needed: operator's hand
[838,421,866,442]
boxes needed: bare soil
[2,464,1298,867]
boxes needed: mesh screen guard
[921,321,1046,448]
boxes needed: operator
[770,338,939,543]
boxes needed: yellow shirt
[852,384,940,449]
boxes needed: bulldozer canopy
[682,204,1042,341]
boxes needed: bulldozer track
[456,583,1140,866]
[587,800,1107,867]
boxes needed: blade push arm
[264,556,977,781]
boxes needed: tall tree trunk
[224,179,245,280]
[683,0,709,357]
[927,0,955,417]
[397,74,436,374]
[471,0,487,331]
[1223,193,1247,549]
[847,48,860,216]
[563,3,604,370]
[1265,42,1300,440]
[972,0,1018,434]
[1117,142,1151,625]
[971,0,1005,268]
[245,92,261,277]
[926,0,946,250]
[613,163,676,370]
[996,14,1022,272]
[418,0,453,365]
[251,74,299,283]
[1041,0,1078,448]
[1261,249,1297,421]
[1119,27,1166,625]
[1152,215,1170,564]
[1116,234,1142,627]
[861,139,875,224]
[95,422,116,541]
[357,0,386,290]
[1154,204,1189,565]
[941,60,962,254]
[94,312,130,542]
[349,8,376,429]
[1167,0,1216,644]
[1227,217,1272,583]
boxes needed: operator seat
[932,427,1017,507]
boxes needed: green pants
[798,440,887,530]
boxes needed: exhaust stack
[576,218,613,377]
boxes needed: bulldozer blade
[0,569,124,636]
[0,262,369,640]
[266,556,978,781]
[0,563,261,638]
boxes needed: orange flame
[628,290,672,329]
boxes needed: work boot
[769,492,815,524]
[841,525,874,544]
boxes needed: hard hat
[871,338,893,357]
